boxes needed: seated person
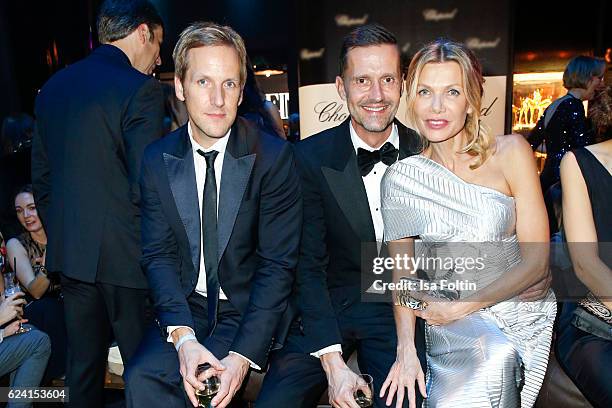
[559,134,612,407]
[1,232,51,408]
[6,185,66,382]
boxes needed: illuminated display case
[512,72,565,135]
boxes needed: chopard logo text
[335,14,369,27]
[300,48,325,60]
[422,8,458,22]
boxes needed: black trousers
[60,274,147,408]
[124,294,249,408]
[256,301,427,408]
[23,294,67,383]
[556,302,612,408]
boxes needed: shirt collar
[188,121,231,154]
[349,121,399,154]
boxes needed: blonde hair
[405,39,494,169]
[173,21,247,86]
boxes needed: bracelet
[35,264,48,277]
[174,333,197,352]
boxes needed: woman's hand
[380,345,426,408]
[3,319,28,338]
[0,292,26,325]
[414,299,474,326]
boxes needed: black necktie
[197,149,220,333]
[357,142,399,177]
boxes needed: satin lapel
[321,124,375,243]
[217,120,256,263]
[163,128,201,274]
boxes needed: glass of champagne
[195,364,220,408]
[3,268,30,334]
[354,373,374,408]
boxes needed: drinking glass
[195,364,220,408]
[3,269,30,334]
[354,373,374,408]
[195,376,220,408]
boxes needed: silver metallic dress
[381,155,556,408]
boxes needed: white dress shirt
[189,123,229,300]
[167,122,259,369]
[311,122,399,359]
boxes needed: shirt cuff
[166,326,195,343]
[310,344,342,359]
[228,351,261,370]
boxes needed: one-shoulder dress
[381,155,556,408]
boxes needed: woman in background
[1,230,51,407]
[6,185,66,382]
[558,103,611,407]
[528,56,605,194]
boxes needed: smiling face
[175,45,243,148]
[336,44,402,142]
[412,61,473,144]
[15,192,43,234]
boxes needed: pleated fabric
[381,155,556,408]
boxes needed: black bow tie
[357,142,399,176]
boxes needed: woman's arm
[560,151,612,309]
[6,238,50,299]
[445,135,550,318]
[527,115,546,151]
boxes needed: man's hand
[518,268,552,301]
[321,352,369,408]
[210,353,250,408]
[177,339,225,407]
[380,345,426,408]
[0,292,26,325]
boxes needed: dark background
[0,0,610,236]
[1,0,610,119]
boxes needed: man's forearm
[320,351,347,375]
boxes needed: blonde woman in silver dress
[380,39,556,408]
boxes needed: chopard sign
[422,8,458,22]
[465,37,501,50]
[480,97,498,117]
[335,14,369,27]
[300,48,325,61]
[314,101,348,123]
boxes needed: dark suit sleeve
[230,143,302,367]
[292,146,343,352]
[140,153,195,330]
[31,105,50,227]
[123,78,165,208]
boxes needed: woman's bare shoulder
[492,133,532,161]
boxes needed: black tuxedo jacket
[293,119,422,352]
[32,44,165,288]
[140,119,301,367]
